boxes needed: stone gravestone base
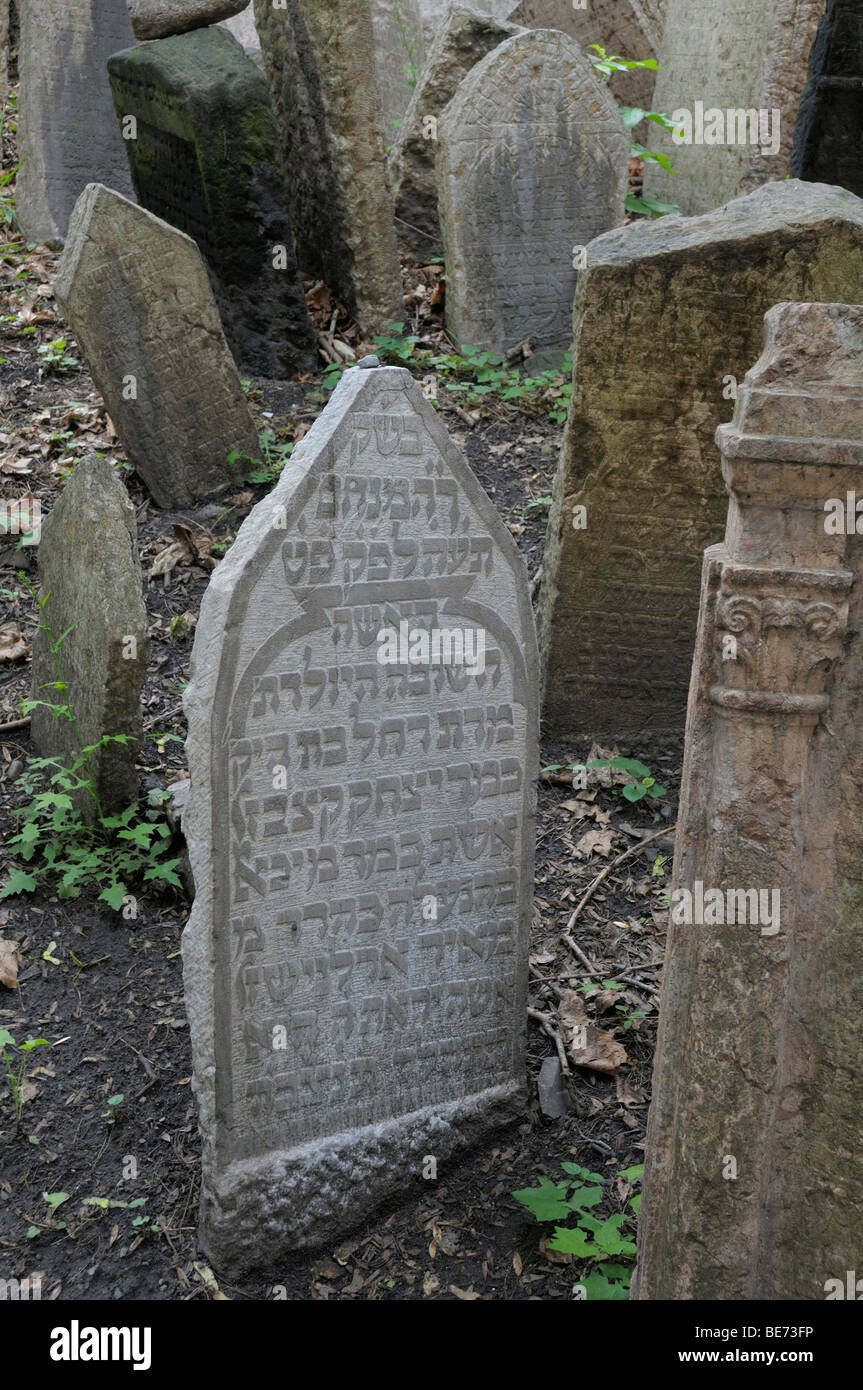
[109,26,317,379]
[183,364,537,1271]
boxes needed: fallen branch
[527,1005,570,1075]
[566,822,677,931]
[0,715,30,734]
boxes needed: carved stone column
[633,301,863,1300]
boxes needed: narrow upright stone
[55,184,259,510]
[16,0,135,245]
[109,26,317,379]
[369,0,427,139]
[791,0,863,199]
[646,0,825,215]
[389,5,520,259]
[538,180,863,750]
[127,0,250,41]
[253,0,402,334]
[634,301,863,1300]
[437,29,629,356]
[507,0,666,109]
[183,364,538,1272]
[31,456,148,821]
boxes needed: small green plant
[588,45,682,217]
[579,978,624,994]
[102,1093,124,1126]
[37,338,79,374]
[652,852,668,876]
[524,496,553,517]
[583,756,667,803]
[615,1003,647,1030]
[26,1191,70,1239]
[227,427,294,486]
[513,1161,644,1299]
[0,1031,50,1130]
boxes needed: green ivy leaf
[512,1177,573,1222]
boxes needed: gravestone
[109,26,317,379]
[55,184,259,510]
[646,0,825,216]
[253,0,402,335]
[437,29,629,356]
[537,179,863,750]
[183,362,538,1271]
[127,0,250,40]
[370,0,427,139]
[389,5,520,259]
[16,0,135,245]
[1,1,9,110]
[633,301,863,1300]
[791,0,863,199]
[31,456,147,821]
[506,0,666,109]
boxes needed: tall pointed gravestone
[791,0,863,199]
[16,0,135,244]
[253,0,402,336]
[538,179,863,750]
[506,0,666,109]
[183,362,538,1272]
[634,301,863,1300]
[645,0,825,216]
[437,29,629,359]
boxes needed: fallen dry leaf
[449,1285,481,1300]
[557,990,628,1075]
[0,622,30,662]
[0,937,20,989]
[615,1075,645,1106]
[573,827,615,859]
[512,1251,523,1276]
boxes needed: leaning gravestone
[538,179,863,750]
[438,29,629,357]
[634,300,863,1300]
[389,5,520,259]
[791,0,863,199]
[253,0,402,335]
[31,456,148,822]
[55,184,259,510]
[646,0,825,215]
[183,362,538,1270]
[16,0,135,245]
[109,26,317,379]
[506,0,666,109]
[127,0,250,40]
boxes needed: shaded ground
[0,84,676,1300]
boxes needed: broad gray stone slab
[253,0,402,335]
[438,29,629,355]
[389,4,520,259]
[55,184,259,510]
[128,0,250,41]
[646,0,824,215]
[507,0,666,109]
[108,26,317,379]
[31,456,147,821]
[16,0,135,245]
[183,364,538,1270]
[537,179,863,750]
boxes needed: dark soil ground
[0,76,677,1301]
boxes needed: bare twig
[527,1006,570,1075]
[566,823,676,931]
[0,715,30,734]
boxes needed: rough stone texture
[791,0,863,199]
[646,0,825,216]
[1,1,9,110]
[370,0,427,140]
[438,29,629,356]
[127,0,249,41]
[109,27,316,379]
[506,0,666,109]
[253,0,402,335]
[55,184,259,510]
[633,301,863,1300]
[220,5,261,63]
[31,456,148,821]
[183,364,538,1271]
[389,5,520,259]
[537,180,863,750]
[16,0,135,245]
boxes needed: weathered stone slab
[538,179,863,750]
[646,0,825,215]
[389,5,520,259]
[506,0,666,109]
[55,184,259,510]
[633,300,863,1300]
[438,29,629,356]
[791,0,863,199]
[183,362,537,1270]
[109,26,316,379]
[253,0,402,335]
[16,0,135,245]
[370,0,427,139]
[1,1,9,110]
[128,0,250,41]
[31,456,147,821]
